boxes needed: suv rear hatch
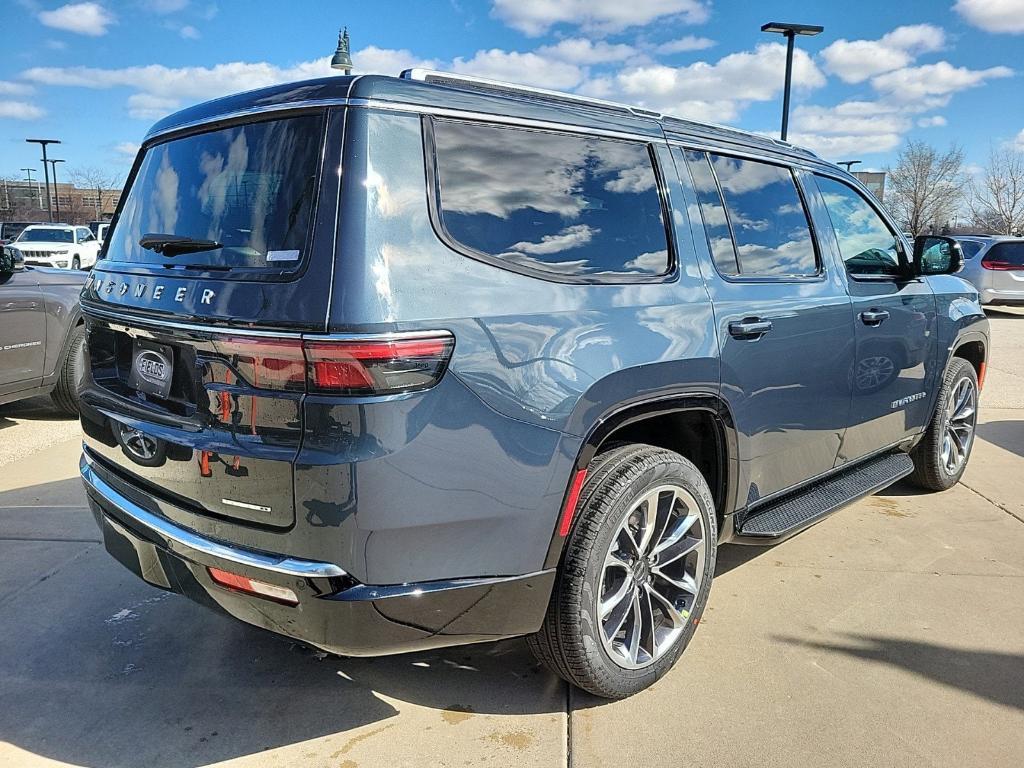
[81,107,343,529]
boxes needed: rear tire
[51,324,85,415]
[527,444,717,699]
[908,357,978,491]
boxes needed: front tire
[528,444,717,699]
[51,324,85,415]
[908,357,979,491]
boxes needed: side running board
[733,452,915,544]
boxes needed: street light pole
[20,167,40,210]
[47,159,66,220]
[761,22,824,142]
[838,160,862,172]
[26,138,60,222]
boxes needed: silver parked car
[955,236,1024,306]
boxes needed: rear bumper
[81,451,555,656]
[981,288,1024,305]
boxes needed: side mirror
[913,235,964,276]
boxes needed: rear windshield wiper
[139,233,222,256]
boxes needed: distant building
[0,179,121,224]
[853,171,886,202]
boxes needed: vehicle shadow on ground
[0,480,565,768]
[976,420,1024,459]
[773,633,1024,711]
[0,395,75,431]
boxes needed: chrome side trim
[221,498,273,514]
[144,98,349,142]
[333,569,556,601]
[82,304,451,342]
[81,452,347,578]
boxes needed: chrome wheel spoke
[652,568,698,595]
[645,583,687,632]
[600,573,634,620]
[603,582,635,639]
[654,533,701,569]
[624,592,644,665]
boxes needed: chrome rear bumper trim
[80,451,347,578]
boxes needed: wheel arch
[950,333,987,384]
[543,392,738,569]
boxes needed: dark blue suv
[79,70,988,698]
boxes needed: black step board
[737,452,915,540]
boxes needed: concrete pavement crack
[960,481,1024,524]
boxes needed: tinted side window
[815,175,901,277]
[680,149,739,275]
[431,120,670,278]
[959,240,983,259]
[708,154,817,277]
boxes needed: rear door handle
[860,309,890,326]
[728,318,773,338]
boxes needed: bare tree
[885,140,965,236]
[69,166,123,220]
[967,146,1024,236]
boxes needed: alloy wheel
[941,376,976,475]
[598,484,706,669]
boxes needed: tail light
[981,257,1020,271]
[210,333,454,396]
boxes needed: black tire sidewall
[933,360,978,486]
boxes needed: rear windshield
[104,113,324,274]
[987,242,1024,267]
[19,228,73,243]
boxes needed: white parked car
[7,224,101,270]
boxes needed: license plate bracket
[127,339,174,399]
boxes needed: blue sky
[2,0,1022,184]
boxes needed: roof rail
[399,68,817,159]
[400,68,653,119]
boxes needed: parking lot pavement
[1,309,1022,768]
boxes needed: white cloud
[790,102,908,157]
[0,80,33,95]
[820,24,945,83]
[918,115,947,127]
[0,100,45,120]
[954,0,1024,34]
[655,36,715,54]
[450,49,583,90]
[507,224,597,255]
[579,42,825,123]
[115,141,141,157]
[18,44,583,120]
[871,61,1013,103]
[46,39,67,50]
[38,2,116,36]
[1015,129,1024,151]
[178,24,199,39]
[491,0,709,36]
[538,38,638,65]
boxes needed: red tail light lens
[981,258,1019,271]
[211,333,454,395]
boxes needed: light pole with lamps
[838,160,862,172]
[47,159,66,220]
[760,22,823,142]
[26,138,61,222]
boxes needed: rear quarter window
[429,119,671,281]
[104,113,325,277]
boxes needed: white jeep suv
[7,224,101,270]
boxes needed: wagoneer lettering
[79,69,989,699]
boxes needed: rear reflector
[558,469,589,537]
[208,566,299,605]
[211,333,454,395]
[978,361,987,390]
